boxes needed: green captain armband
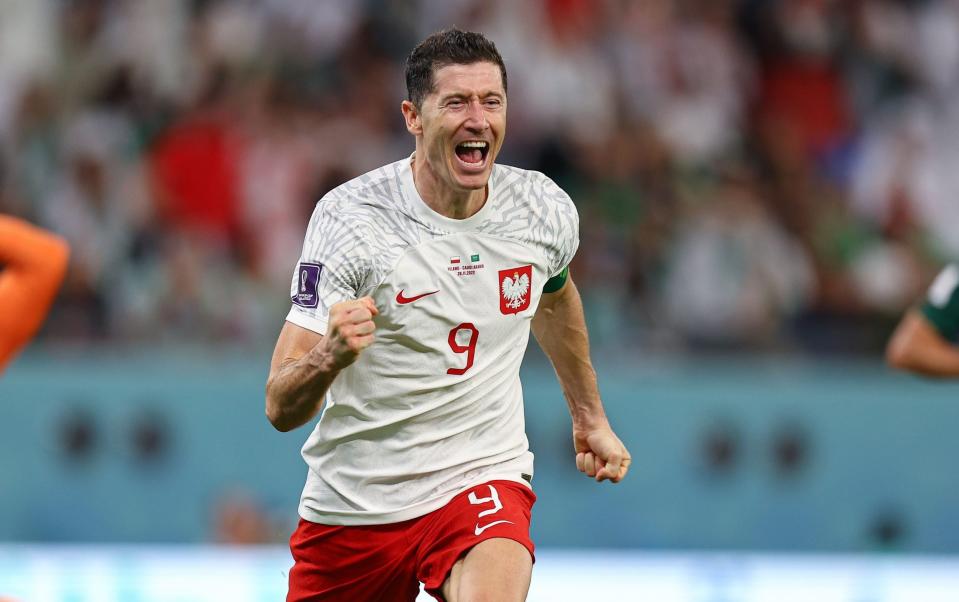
[920,299,959,342]
[920,264,959,341]
[543,266,569,294]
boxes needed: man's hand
[574,426,631,483]
[264,297,378,432]
[322,297,379,370]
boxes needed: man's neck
[411,153,487,220]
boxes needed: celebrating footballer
[266,28,630,602]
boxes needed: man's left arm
[531,274,631,483]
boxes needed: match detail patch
[293,262,322,308]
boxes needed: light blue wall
[2,347,958,551]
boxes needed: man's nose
[464,100,489,132]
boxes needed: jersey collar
[400,153,496,233]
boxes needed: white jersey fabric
[285,155,579,525]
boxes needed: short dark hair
[405,28,507,108]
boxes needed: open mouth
[454,141,490,167]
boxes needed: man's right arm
[265,297,378,432]
[0,216,70,372]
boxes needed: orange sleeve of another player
[0,216,70,373]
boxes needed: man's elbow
[264,385,296,432]
[885,340,945,377]
[885,339,910,371]
[266,411,293,432]
[265,403,299,432]
[35,233,70,279]
[50,235,70,266]
[29,236,70,298]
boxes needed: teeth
[459,141,488,149]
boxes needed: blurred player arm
[531,274,630,483]
[885,308,959,377]
[265,298,377,431]
[0,216,69,372]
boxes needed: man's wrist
[570,405,609,431]
[305,339,342,376]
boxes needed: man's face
[405,61,506,192]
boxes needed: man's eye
[485,99,502,108]
[446,100,464,108]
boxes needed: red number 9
[447,323,479,375]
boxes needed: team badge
[292,262,322,308]
[499,265,532,315]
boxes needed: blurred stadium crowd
[1,0,957,352]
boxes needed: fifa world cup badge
[292,262,322,308]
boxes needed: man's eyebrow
[439,91,504,102]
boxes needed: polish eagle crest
[501,271,530,309]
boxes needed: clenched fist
[322,297,379,370]
[574,425,631,483]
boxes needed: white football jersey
[286,155,579,525]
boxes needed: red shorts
[287,480,536,602]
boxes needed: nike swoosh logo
[474,520,514,536]
[396,289,439,304]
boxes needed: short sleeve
[286,200,372,335]
[920,264,959,340]
[541,176,580,278]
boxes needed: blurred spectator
[212,488,273,545]
[614,0,752,164]
[148,70,244,246]
[3,83,61,220]
[0,0,57,139]
[660,164,814,348]
[43,110,145,338]
[752,0,853,162]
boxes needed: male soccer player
[0,215,69,373]
[886,263,959,376]
[266,29,631,602]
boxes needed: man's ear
[401,100,422,135]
